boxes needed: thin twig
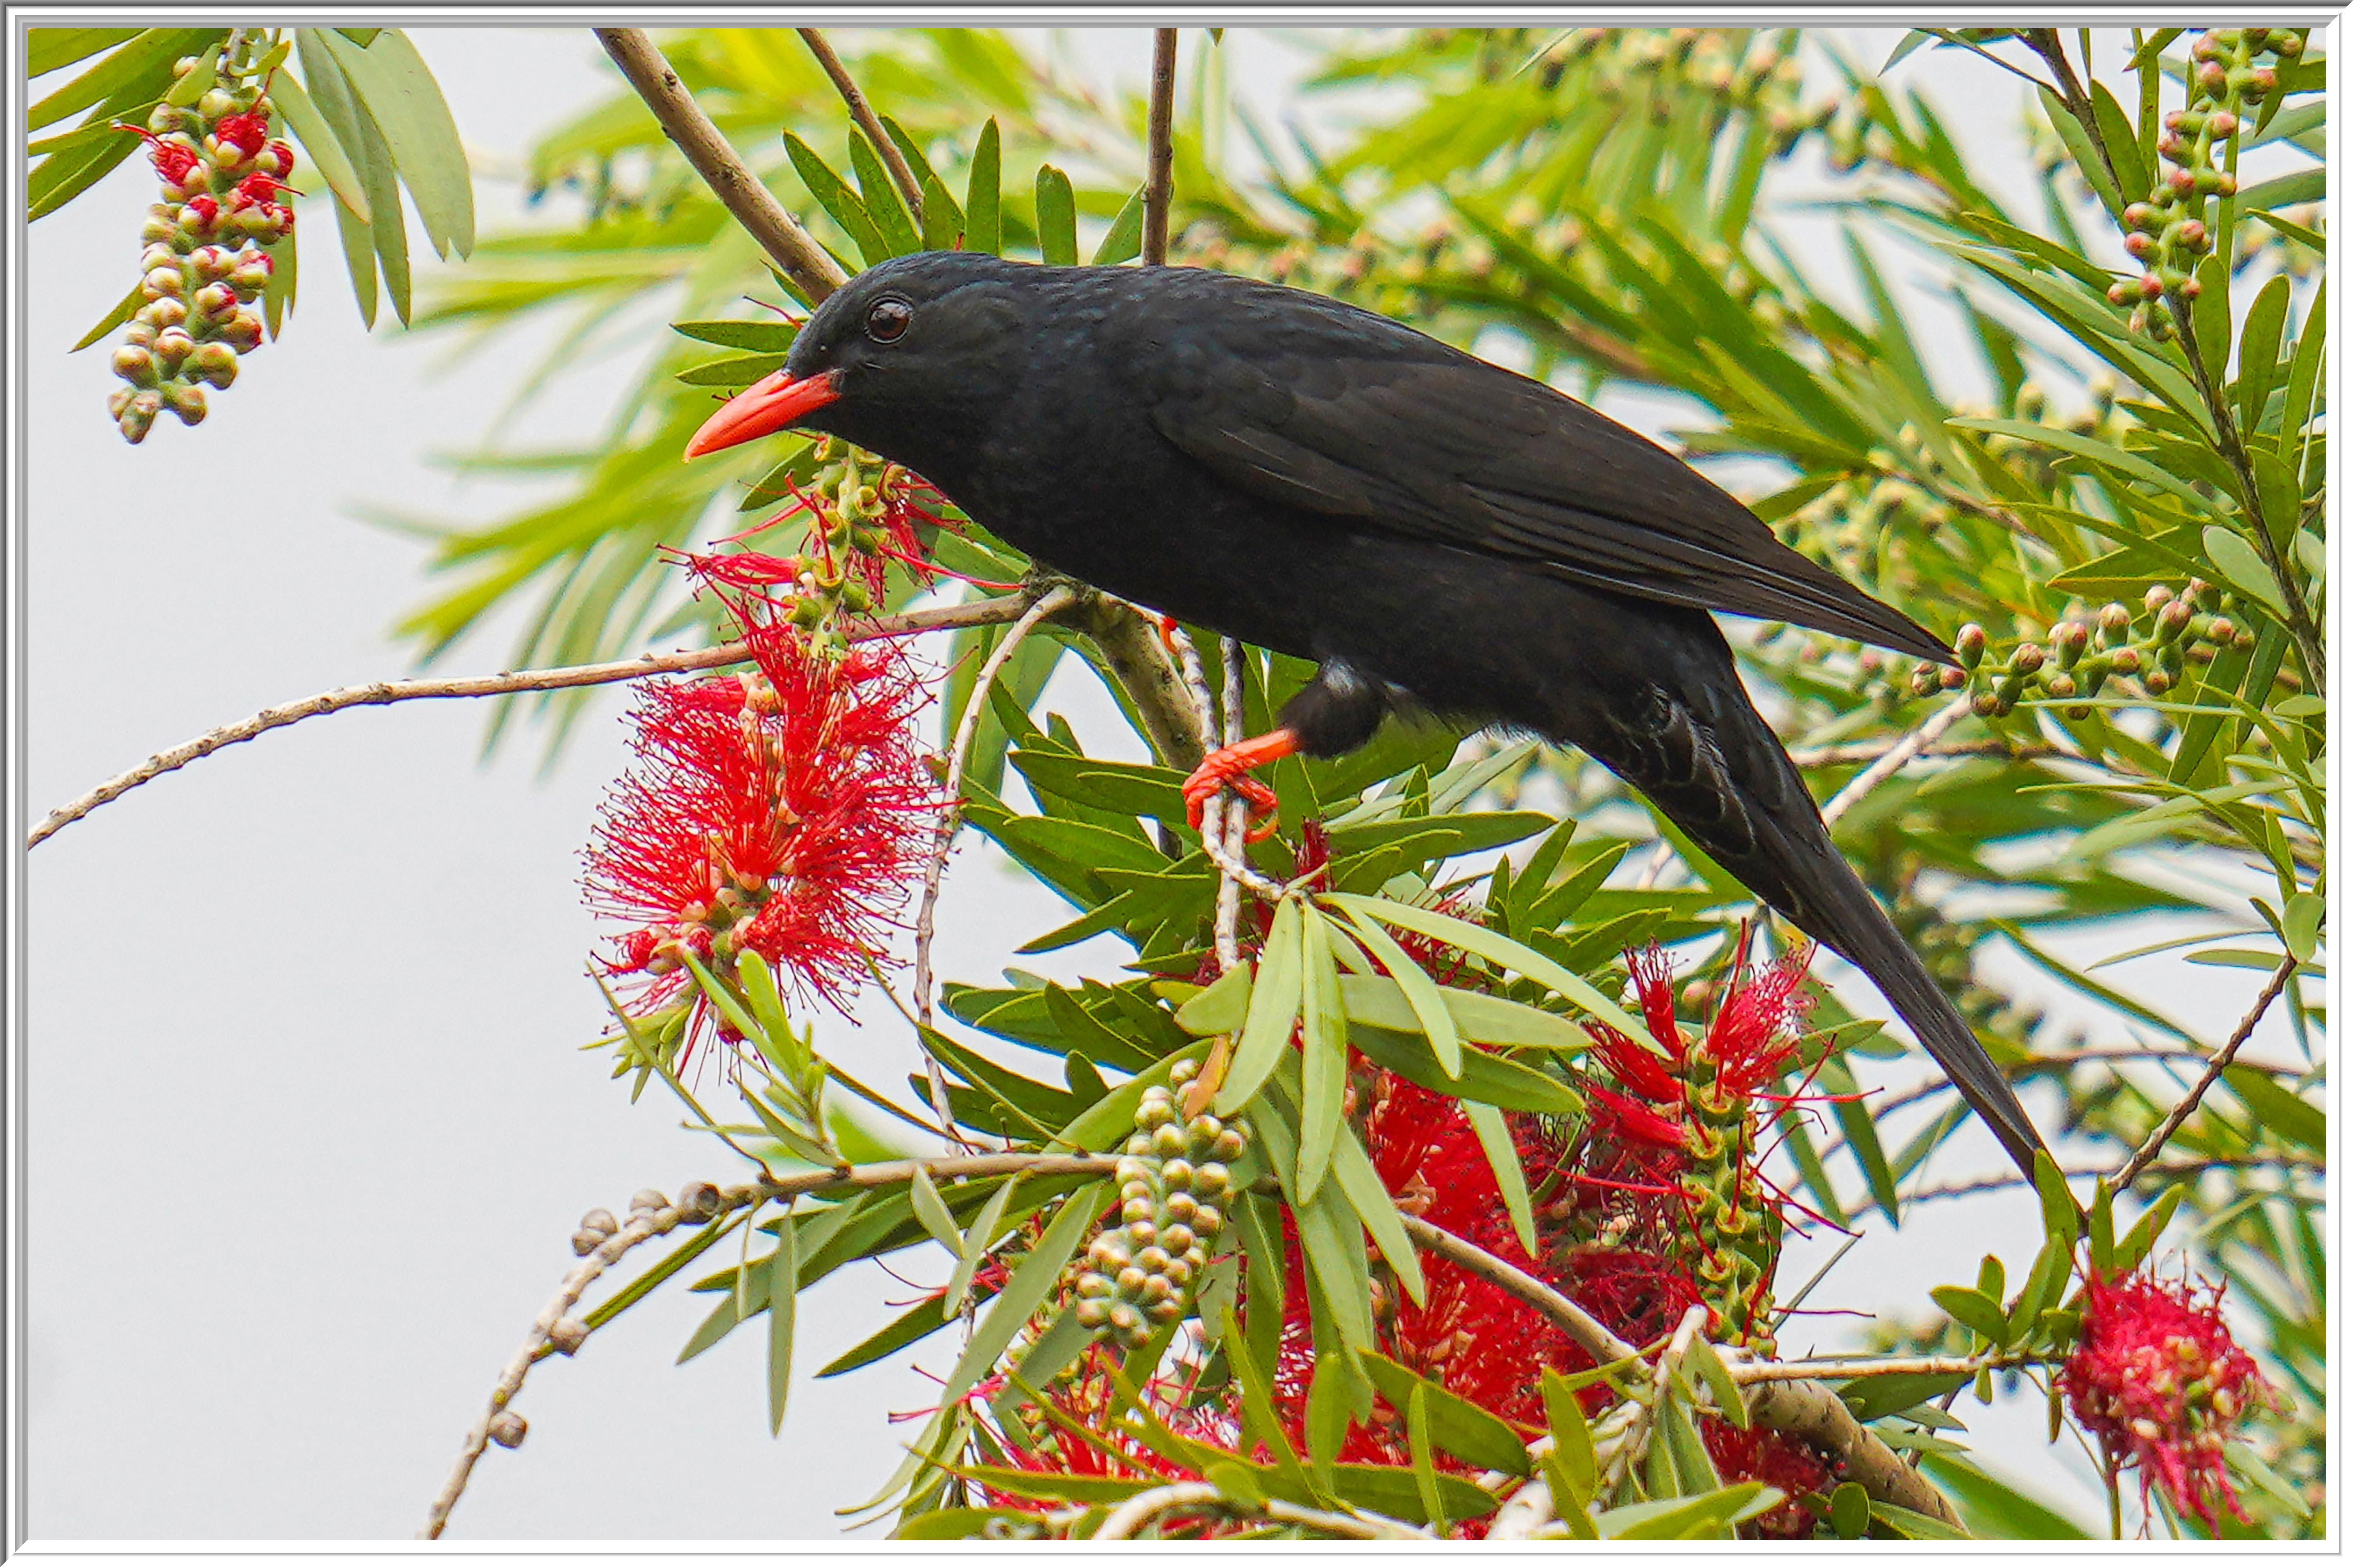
[29,596,1028,851]
[1142,29,1179,266]
[796,28,924,221]
[1213,636,1248,971]
[911,588,1075,1142]
[1872,1040,2308,1120]
[1820,694,1973,827]
[1906,1151,2319,1205]
[595,28,848,303]
[1166,623,1287,902]
[1091,1481,1423,1541]
[1398,1214,1637,1367]
[1789,737,2059,770]
[2114,953,2299,1187]
[421,1152,1119,1536]
[1730,1351,2042,1384]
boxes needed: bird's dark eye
[865,298,912,343]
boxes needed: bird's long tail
[1571,628,2049,1180]
[1772,847,2049,1179]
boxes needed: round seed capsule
[1127,1220,1158,1246]
[1161,1223,1197,1254]
[1191,1162,1231,1197]
[1136,1245,1172,1274]
[1116,1266,1149,1294]
[1152,1124,1188,1158]
[1146,1296,1185,1323]
[1168,1059,1201,1082]
[1121,1197,1156,1225]
[1190,1203,1224,1236]
[1116,1157,1152,1185]
[1075,1298,1109,1328]
[1164,1192,1199,1224]
[1214,1129,1246,1160]
[1160,1158,1195,1190]
[1077,1271,1114,1298]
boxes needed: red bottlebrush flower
[215,111,269,157]
[1702,1424,1833,1538]
[2060,1266,2273,1529]
[582,630,939,1047]
[1699,942,1814,1098]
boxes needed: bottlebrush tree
[28,24,2325,1543]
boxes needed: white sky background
[22,26,2307,1541]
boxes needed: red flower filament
[583,628,938,1046]
[2060,1266,2273,1529]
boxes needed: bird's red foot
[1183,730,1297,842]
[1157,613,1183,655]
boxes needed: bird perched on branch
[685,252,2048,1177]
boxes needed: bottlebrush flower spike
[582,629,938,1054]
[2061,1265,2274,1529]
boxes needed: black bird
[685,252,2047,1177]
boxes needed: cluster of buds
[2108,29,2305,338]
[1073,1059,1247,1349]
[1540,29,1827,151]
[108,45,294,442]
[1933,578,2255,719]
[679,434,953,657]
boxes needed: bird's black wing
[1139,319,1952,665]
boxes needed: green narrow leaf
[1295,904,1346,1201]
[908,1166,964,1254]
[2193,255,2232,384]
[2033,1151,2080,1244]
[2278,278,2326,454]
[1034,164,1077,266]
[1214,897,1303,1115]
[1931,1284,2013,1345]
[271,69,370,222]
[1325,892,1649,1042]
[1090,185,1147,266]
[1174,963,1251,1035]
[27,26,145,79]
[767,1199,798,1434]
[942,1174,1021,1320]
[2089,81,2149,201]
[1464,1102,1538,1254]
[784,130,888,266]
[2234,272,2292,436]
[28,26,217,132]
[314,29,473,258]
[1407,1383,1445,1528]
[1541,1369,1596,1497]
[2035,84,2124,218]
[845,128,921,256]
[878,115,963,252]
[70,280,146,352]
[1332,905,1461,1076]
[965,119,1001,255]
[2200,526,2289,616]
[2113,1186,2183,1273]
[27,123,146,222]
[298,30,408,326]
[1685,1337,1749,1430]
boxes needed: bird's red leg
[1157,613,1183,655]
[1182,729,1296,842]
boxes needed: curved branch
[1820,694,1973,827]
[797,28,923,219]
[421,1152,1118,1536]
[2114,951,2300,1186]
[1142,29,1178,266]
[911,588,1077,1140]
[29,596,1028,851]
[595,28,848,302]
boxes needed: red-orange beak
[684,368,842,459]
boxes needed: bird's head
[683,251,1031,470]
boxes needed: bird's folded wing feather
[1145,348,1951,665]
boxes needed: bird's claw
[1183,736,1292,842]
